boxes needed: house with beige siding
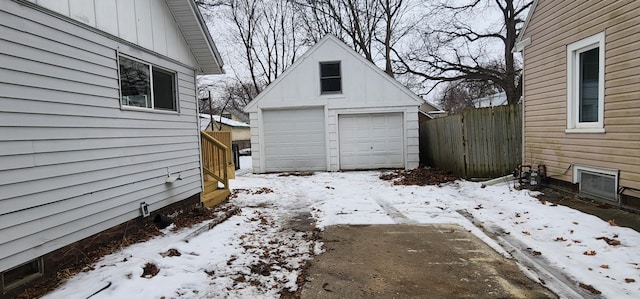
[514,0,640,209]
[0,0,223,295]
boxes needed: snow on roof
[199,113,250,130]
[475,92,508,108]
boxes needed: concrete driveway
[301,224,557,298]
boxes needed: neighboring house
[418,101,446,123]
[0,0,223,294]
[244,35,422,173]
[514,0,640,209]
[219,109,250,124]
[474,92,508,108]
[200,113,251,149]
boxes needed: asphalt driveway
[301,224,557,298]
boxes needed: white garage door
[263,108,326,172]
[339,113,404,169]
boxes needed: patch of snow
[45,171,640,298]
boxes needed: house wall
[246,37,420,173]
[520,1,640,189]
[0,1,202,273]
[21,0,198,68]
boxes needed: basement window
[1,258,43,292]
[118,55,177,111]
[573,166,618,202]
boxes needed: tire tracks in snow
[374,197,417,224]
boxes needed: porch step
[201,180,230,207]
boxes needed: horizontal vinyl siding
[522,0,640,189]
[0,2,202,272]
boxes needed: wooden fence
[420,104,521,179]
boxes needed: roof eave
[165,0,224,75]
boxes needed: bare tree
[394,0,532,104]
[438,79,499,115]
[198,0,304,95]
[293,0,411,76]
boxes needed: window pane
[320,62,340,77]
[152,68,176,111]
[579,47,599,123]
[321,78,341,93]
[581,171,615,200]
[119,57,151,108]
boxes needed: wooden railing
[205,131,233,164]
[201,131,229,190]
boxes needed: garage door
[339,113,404,169]
[263,108,326,172]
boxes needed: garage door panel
[339,113,404,170]
[263,108,326,172]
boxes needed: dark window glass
[579,47,599,122]
[320,62,341,94]
[119,56,151,108]
[119,56,177,111]
[152,68,176,111]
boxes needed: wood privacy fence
[420,104,522,179]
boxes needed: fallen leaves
[160,248,181,257]
[595,236,621,246]
[378,167,459,186]
[141,263,160,278]
[522,231,531,236]
[554,237,567,241]
[608,219,617,226]
[583,250,597,256]
[600,264,609,269]
[625,278,636,283]
[579,283,601,294]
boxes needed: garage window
[320,61,341,94]
[119,55,177,111]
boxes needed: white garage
[339,113,404,169]
[262,108,326,172]
[244,35,422,173]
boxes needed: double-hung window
[118,55,177,111]
[319,61,342,94]
[566,32,605,133]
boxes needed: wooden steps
[201,180,230,207]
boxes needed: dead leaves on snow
[583,250,597,256]
[141,263,159,278]
[579,283,601,295]
[596,236,622,246]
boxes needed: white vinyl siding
[262,108,327,172]
[0,1,201,273]
[339,113,404,169]
[246,36,421,173]
[24,0,198,68]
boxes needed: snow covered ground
[45,156,640,298]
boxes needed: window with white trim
[118,55,177,111]
[319,61,342,94]
[566,32,605,132]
